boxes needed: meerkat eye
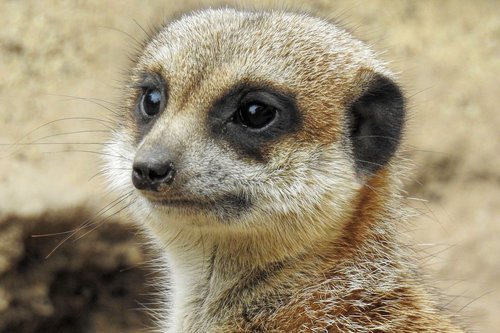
[236,102,277,129]
[140,88,162,117]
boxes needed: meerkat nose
[132,159,176,192]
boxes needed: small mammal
[105,8,466,332]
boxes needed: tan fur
[105,8,466,333]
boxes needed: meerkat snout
[132,151,176,192]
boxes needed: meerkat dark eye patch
[209,84,302,160]
[348,74,405,174]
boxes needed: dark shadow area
[0,210,161,333]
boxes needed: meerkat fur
[104,8,466,333]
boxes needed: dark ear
[348,73,405,174]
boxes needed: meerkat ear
[348,73,405,174]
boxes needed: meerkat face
[105,9,404,233]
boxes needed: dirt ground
[0,0,498,332]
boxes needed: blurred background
[0,0,498,332]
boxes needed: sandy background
[0,0,498,332]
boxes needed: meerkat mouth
[151,198,209,208]
[142,193,252,213]
[144,196,253,221]
[137,192,204,208]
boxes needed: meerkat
[104,8,466,333]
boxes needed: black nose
[132,160,176,191]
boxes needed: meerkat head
[105,9,405,243]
